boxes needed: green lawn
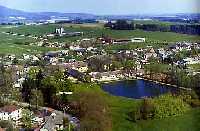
[72,83,200,131]
[136,109,200,131]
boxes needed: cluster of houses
[0,105,73,130]
[0,105,43,129]
[97,37,145,45]
[1,39,200,84]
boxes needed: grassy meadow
[72,83,200,131]
[0,23,200,54]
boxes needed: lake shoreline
[100,76,192,91]
[102,79,181,99]
[137,77,192,91]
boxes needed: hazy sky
[0,0,199,15]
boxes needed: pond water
[102,80,179,99]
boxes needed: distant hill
[0,5,96,22]
[0,5,199,23]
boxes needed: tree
[40,70,73,107]
[28,67,41,80]
[21,109,34,128]
[0,68,15,102]
[88,55,111,72]
[11,88,22,102]
[174,50,189,62]
[123,60,136,76]
[110,61,123,71]
[144,63,158,79]
[191,48,198,57]
[84,75,92,83]
[105,20,134,30]
[30,89,44,108]
[70,86,112,131]
[22,78,36,103]
[0,120,15,130]
[63,117,69,128]
[40,76,57,106]
[12,58,18,65]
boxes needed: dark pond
[102,80,179,99]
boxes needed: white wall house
[90,71,123,82]
[183,57,200,65]
[144,53,157,60]
[0,112,10,120]
[131,38,146,43]
[55,27,65,35]
[0,106,22,121]
[10,109,22,121]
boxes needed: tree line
[105,20,200,35]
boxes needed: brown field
[61,23,104,28]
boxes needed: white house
[131,38,146,43]
[183,57,200,65]
[90,71,123,82]
[0,105,22,121]
[63,61,88,73]
[55,27,65,36]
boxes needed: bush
[140,99,155,120]
[129,104,141,122]
[130,99,155,121]
[178,91,200,107]
[70,89,112,131]
[63,117,69,128]
[0,120,14,130]
[190,99,200,107]
[131,94,191,121]
[153,94,190,119]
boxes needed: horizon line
[1,4,200,16]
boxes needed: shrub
[63,117,69,128]
[178,91,200,107]
[131,94,191,121]
[190,99,200,107]
[129,104,141,122]
[153,94,190,119]
[140,99,155,120]
[130,99,155,121]
[70,89,112,131]
[0,120,14,130]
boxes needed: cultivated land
[6,24,200,42]
[1,23,200,55]
[0,26,58,55]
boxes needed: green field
[73,84,200,131]
[3,24,200,42]
[132,20,191,26]
[0,23,200,55]
[4,24,200,42]
[0,26,58,55]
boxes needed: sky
[0,0,199,15]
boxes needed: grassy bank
[72,83,200,131]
